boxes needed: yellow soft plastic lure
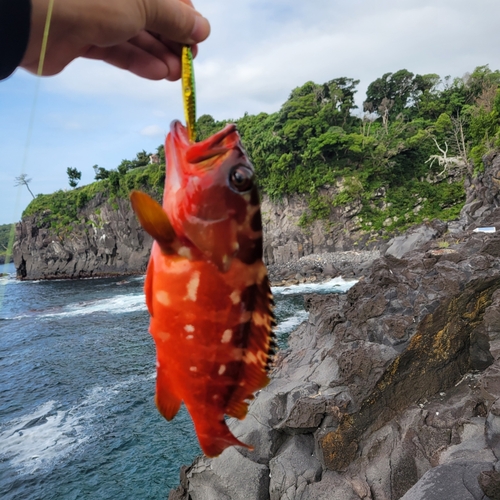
[181,46,196,143]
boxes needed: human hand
[20,0,210,80]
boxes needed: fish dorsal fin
[225,269,275,419]
[130,190,177,253]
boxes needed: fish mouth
[170,120,241,164]
[170,120,190,144]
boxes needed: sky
[2,0,500,225]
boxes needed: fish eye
[229,166,253,193]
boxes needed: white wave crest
[41,293,147,318]
[0,373,155,475]
[0,401,87,474]
[272,276,357,296]
[275,309,309,336]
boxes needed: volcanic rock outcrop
[12,193,153,280]
[168,155,500,499]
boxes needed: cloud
[140,125,166,137]
[4,0,500,224]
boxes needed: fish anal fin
[225,399,249,420]
[130,190,176,253]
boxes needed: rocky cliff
[13,181,388,280]
[13,192,153,280]
[168,155,500,500]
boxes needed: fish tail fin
[195,418,252,458]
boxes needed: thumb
[144,0,210,44]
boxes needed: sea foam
[40,293,147,319]
[0,373,155,475]
[272,276,357,296]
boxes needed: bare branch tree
[425,138,464,178]
[450,114,472,175]
[14,173,35,199]
[378,98,394,134]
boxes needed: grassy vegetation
[0,223,15,263]
[23,163,165,231]
[21,65,500,239]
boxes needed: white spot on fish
[156,360,160,368]
[221,329,232,344]
[164,259,191,275]
[252,312,267,326]
[184,324,195,332]
[186,335,194,340]
[229,290,241,305]
[218,365,226,375]
[178,246,192,259]
[243,350,258,365]
[189,366,197,372]
[158,331,171,341]
[156,290,170,306]
[185,271,200,301]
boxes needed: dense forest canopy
[23,65,500,235]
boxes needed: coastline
[9,250,381,285]
[267,250,381,286]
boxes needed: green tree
[93,165,110,180]
[67,167,82,188]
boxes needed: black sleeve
[0,0,31,80]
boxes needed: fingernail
[189,15,210,44]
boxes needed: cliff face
[262,186,381,266]
[13,192,152,280]
[13,185,378,280]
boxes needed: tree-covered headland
[23,65,500,237]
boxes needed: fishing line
[0,0,54,303]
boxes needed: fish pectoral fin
[155,385,182,421]
[130,190,177,253]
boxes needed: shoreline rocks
[267,250,381,286]
[169,154,500,499]
[169,226,500,500]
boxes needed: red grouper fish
[130,121,276,457]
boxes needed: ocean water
[0,262,355,499]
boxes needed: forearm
[0,0,31,80]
